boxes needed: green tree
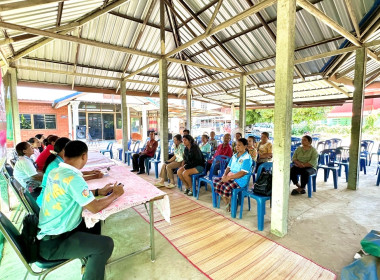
[246,109,274,125]
[292,107,331,125]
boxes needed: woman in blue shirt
[213,138,253,212]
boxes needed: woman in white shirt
[13,141,43,198]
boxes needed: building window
[20,114,57,130]
[79,112,86,126]
[20,114,32,129]
[116,113,122,129]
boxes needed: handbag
[253,170,272,196]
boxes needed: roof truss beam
[0,0,65,12]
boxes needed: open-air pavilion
[0,0,380,279]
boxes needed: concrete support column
[121,80,129,156]
[142,106,147,143]
[270,0,297,237]
[348,47,367,190]
[70,101,80,140]
[127,106,131,139]
[186,88,192,133]
[230,104,235,132]
[67,103,73,139]
[159,0,168,162]
[239,75,247,137]
[3,68,21,144]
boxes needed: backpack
[21,214,40,263]
[253,170,272,196]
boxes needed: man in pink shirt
[131,131,158,175]
[206,133,232,174]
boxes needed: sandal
[291,189,305,195]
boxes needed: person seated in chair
[154,134,184,189]
[247,136,258,162]
[199,134,211,154]
[35,135,59,171]
[177,135,205,196]
[208,131,218,152]
[290,135,319,195]
[131,131,158,175]
[182,129,190,136]
[256,132,272,171]
[38,140,124,280]
[213,138,252,212]
[28,137,41,161]
[232,132,242,153]
[206,133,233,174]
[13,141,43,198]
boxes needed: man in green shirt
[290,135,319,195]
[38,141,124,280]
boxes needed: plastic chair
[100,141,114,159]
[376,162,380,186]
[124,140,141,166]
[5,163,14,177]
[145,147,161,176]
[361,140,374,166]
[317,149,341,189]
[0,212,79,280]
[229,161,256,218]
[369,144,380,166]
[337,146,350,182]
[239,162,273,231]
[197,155,230,201]
[202,152,211,161]
[330,138,342,149]
[23,189,40,216]
[117,140,131,161]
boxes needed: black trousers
[39,220,112,280]
[132,153,150,172]
[290,166,316,189]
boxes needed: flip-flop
[225,203,231,212]
[154,182,165,188]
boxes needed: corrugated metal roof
[0,0,379,107]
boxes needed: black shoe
[130,169,138,172]
[137,171,145,175]
[187,191,193,196]
[184,189,189,195]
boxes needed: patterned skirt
[213,177,240,198]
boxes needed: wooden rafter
[165,1,191,86]
[56,1,64,27]
[177,0,274,98]
[7,0,132,62]
[0,0,66,12]
[245,0,305,81]
[343,0,360,38]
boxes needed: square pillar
[3,67,21,144]
[239,75,247,137]
[270,0,297,237]
[348,47,367,190]
[121,80,129,156]
[186,88,192,133]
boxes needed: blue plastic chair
[117,140,131,161]
[369,144,380,166]
[202,152,211,161]
[239,162,272,231]
[229,161,256,218]
[100,141,113,159]
[317,149,341,189]
[124,140,141,166]
[337,146,349,182]
[145,147,161,176]
[330,138,342,149]
[197,155,230,201]
[361,140,374,166]
[376,163,380,186]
